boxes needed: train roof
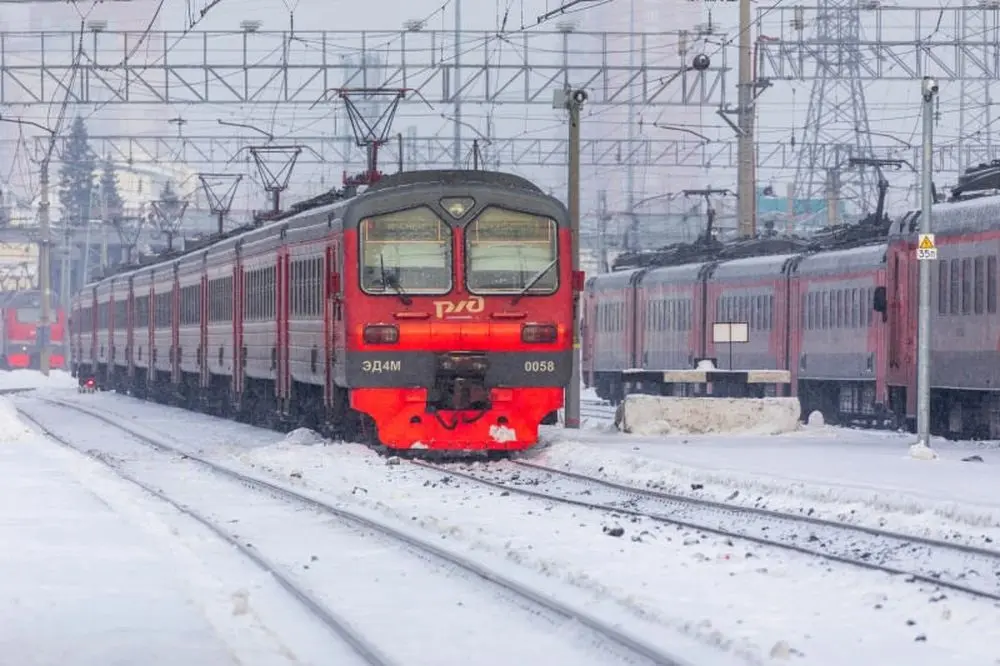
[641,261,711,285]
[794,243,887,276]
[893,194,1000,237]
[366,169,544,194]
[710,253,801,280]
[587,267,643,291]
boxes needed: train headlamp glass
[363,324,399,345]
[521,324,558,343]
[440,197,474,219]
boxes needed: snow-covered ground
[532,422,1000,546]
[0,368,77,391]
[33,386,1000,666]
[0,396,359,666]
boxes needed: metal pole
[916,76,938,447]
[564,88,586,429]
[736,0,757,238]
[61,224,71,369]
[626,0,637,250]
[38,157,51,376]
[452,0,461,168]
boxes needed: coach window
[950,259,960,315]
[938,262,948,315]
[988,257,998,314]
[465,207,557,295]
[975,257,986,314]
[962,258,972,314]
[361,206,452,295]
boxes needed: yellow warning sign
[917,234,937,261]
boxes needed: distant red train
[583,162,1000,440]
[71,170,576,452]
[0,290,66,370]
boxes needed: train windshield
[16,308,40,323]
[360,206,453,295]
[465,207,558,294]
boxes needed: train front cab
[3,304,66,370]
[341,183,575,451]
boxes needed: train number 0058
[524,360,556,373]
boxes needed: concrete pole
[736,0,757,238]
[61,223,71,368]
[38,158,51,376]
[563,88,586,429]
[916,76,938,447]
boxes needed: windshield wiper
[511,259,557,305]
[380,254,412,305]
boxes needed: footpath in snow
[0,396,322,666]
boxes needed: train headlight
[521,324,558,344]
[363,324,399,345]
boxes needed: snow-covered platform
[0,405,249,666]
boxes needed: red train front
[1,290,65,370]
[343,172,575,451]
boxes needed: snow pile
[0,369,77,391]
[615,395,801,436]
[283,427,326,446]
[908,442,939,461]
[0,396,32,443]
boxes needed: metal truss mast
[791,0,877,217]
[0,29,725,107]
[757,5,1000,82]
[19,134,996,171]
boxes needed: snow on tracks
[420,460,1000,602]
[21,395,704,666]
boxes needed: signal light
[364,324,399,344]
[521,324,557,343]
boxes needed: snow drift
[0,396,33,443]
[614,394,801,436]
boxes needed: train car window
[975,257,985,314]
[801,294,807,329]
[766,294,773,330]
[950,259,960,315]
[15,307,40,323]
[837,290,844,328]
[851,289,859,328]
[937,261,948,315]
[361,206,452,295]
[989,257,998,314]
[114,300,127,328]
[135,296,149,328]
[820,291,829,329]
[465,208,556,295]
[962,258,972,314]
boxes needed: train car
[790,244,889,425]
[887,192,1000,439]
[704,253,799,391]
[628,262,710,397]
[73,170,574,452]
[582,268,642,402]
[0,290,66,370]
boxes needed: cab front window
[360,207,453,295]
[465,207,558,295]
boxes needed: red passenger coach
[72,170,574,453]
[1,290,65,370]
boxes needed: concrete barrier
[614,394,801,436]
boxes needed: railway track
[18,395,708,666]
[412,458,1000,603]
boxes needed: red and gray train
[1,290,65,370]
[70,170,576,452]
[584,164,1000,439]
